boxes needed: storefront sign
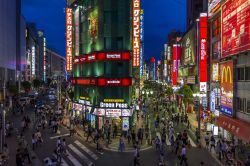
[172,44,181,87]
[122,109,131,116]
[187,76,196,84]
[210,90,216,112]
[79,99,91,106]
[167,46,171,60]
[199,13,208,92]
[132,0,141,67]
[222,0,250,58]
[93,108,105,116]
[100,102,128,109]
[122,117,129,131]
[212,63,219,81]
[73,103,83,110]
[140,10,144,76]
[72,78,132,87]
[105,109,122,117]
[66,8,73,71]
[220,61,233,116]
[74,52,130,64]
[208,0,221,17]
[104,99,124,103]
[182,27,195,65]
[43,38,46,81]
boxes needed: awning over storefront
[218,115,250,143]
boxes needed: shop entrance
[105,118,122,137]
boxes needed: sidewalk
[6,109,43,166]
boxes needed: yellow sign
[79,96,90,100]
[221,66,232,83]
[103,99,125,103]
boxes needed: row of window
[237,67,250,81]
[236,97,250,114]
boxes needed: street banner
[220,61,233,116]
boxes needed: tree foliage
[165,86,174,97]
[7,85,18,96]
[178,85,193,105]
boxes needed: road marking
[68,144,93,166]
[65,149,82,166]
[50,133,70,139]
[188,135,197,147]
[74,140,98,160]
[52,154,69,166]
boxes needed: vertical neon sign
[132,0,140,67]
[66,8,73,71]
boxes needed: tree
[21,81,31,92]
[7,85,18,96]
[32,79,41,89]
[165,86,174,100]
[178,85,193,112]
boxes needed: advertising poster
[199,13,208,92]
[122,117,129,131]
[222,0,250,58]
[181,27,196,65]
[212,63,219,81]
[220,61,233,116]
[210,90,216,112]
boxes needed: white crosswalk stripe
[74,140,99,160]
[68,144,94,166]
[66,149,82,166]
[52,154,70,166]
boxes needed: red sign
[71,78,132,87]
[66,8,73,71]
[222,0,250,58]
[132,0,141,67]
[74,52,130,64]
[220,61,233,116]
[199,13,207,92]
[172,44,181,87]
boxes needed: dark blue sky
[22,0,186,60]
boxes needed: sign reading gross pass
[66,8,73,71]
[220,61,233,116]
[132,0,140,67]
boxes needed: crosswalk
[45,140,99,166]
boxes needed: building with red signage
[67,0,133,131]
[208,0,250,157]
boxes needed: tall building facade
[46,48,66,79]
[0,0,23,99]
[68,0,133,130]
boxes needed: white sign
[31,46,35,75]
[200,82,207,92]
[73,103,83,110]
[100,102,128,109]
[122,109,131,116]
[213,126,219,136]
[105,109,122,117]
[79,99,91,106]
[122,117,129,131]
[93,108,105,116]
[107,54,121,59]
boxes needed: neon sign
[66,8,73,71]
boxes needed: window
[237,68,245,81]
[104,11,111,24]
[245,67,250,80]
[237,97,245,112]
[247,100,250,114]
[104,37,111,50]
[212,41,221,60]
[116,37,123,50]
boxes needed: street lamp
[142,90,145,95]
[150,90,153,95]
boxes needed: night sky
[22,0,186,60]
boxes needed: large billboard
[66,8,73,71]
[222,0,250,58]
[132,0,141,67]
[220,61,233,116]
[208,0,221,17]
[172,44,181,87]
[199,13,208,92]
[181,27,196,65]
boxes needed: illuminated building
[68,0,133,130]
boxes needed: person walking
[86,125,94,142]
[132,130,136,145]
[180,145,188,166]
[204,132,210,149]
[32,134,36,150]
[155,136,161,151]
[23,145,31,164]
[210,135,216,152]
[113,124,117,138]
[118,137,125,152]
[133,145,140,166]
[127,130,132,144]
